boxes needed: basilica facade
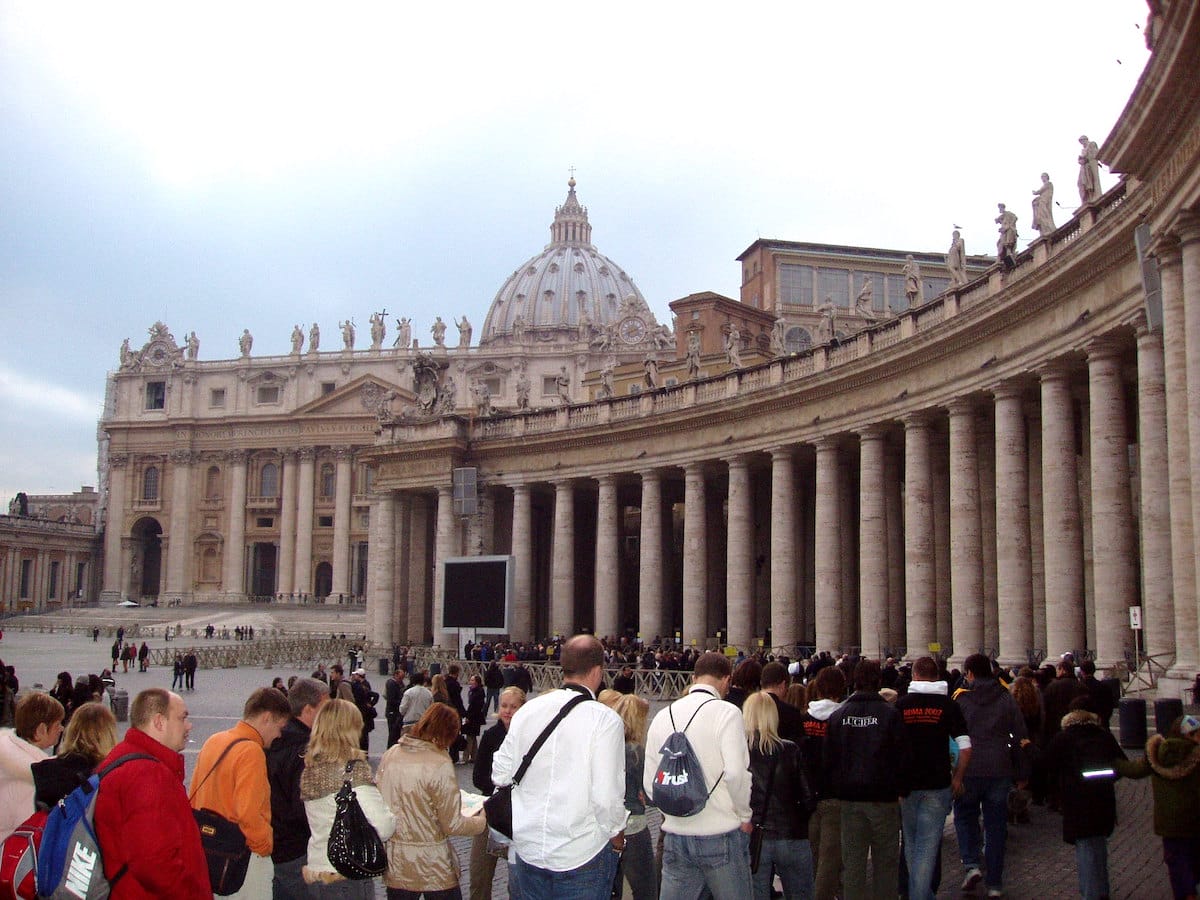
[99,2,1200,695]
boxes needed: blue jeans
[900,787,952,900]
[485,687,500,713]
[752,837,813,900]
[616,828,657,900]
[511,844,618,900]
[953,776,1012,891]
[1074,836,1109,900]
[660,828,753,900]
[271,856,307,900]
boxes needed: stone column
[993,385,1033,666]
[814,438,842,652]
[595,475,620,640]
[639,470,664,642]
[1026,405,1046,652]
[223,450,247,599]
[367,490,394,645]
[1088,341,1138,669]
[904,415,935,658]
[551,480,575,638]
[1157,236,1199,684]
[1180,216,1200,673]
[885,447,905,650]
[102,454,129,598]
[277,450,298,596]
[408,494,430,643]
[725,455,753,649]
[932,431,952,645]
[683,463,708,645]
[293,448,315,596]
[511,485,533,642]
[331,447,353,598]
[433,485,456,648]
[393,493,411,643]
[1137,322,1174,661]
[948,401,983,666]
[858,427,888,659]
[977,412,999,650]
[770,447,798,651]
[164,449,194,600]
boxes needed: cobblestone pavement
[0,617,1185,899]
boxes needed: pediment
[294,374,415,417]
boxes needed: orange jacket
[189,721,273,856]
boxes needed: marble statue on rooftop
[644,354,659,390]
[369,312,386,350]
[339,320,355,351]
[515,370,531,410]
[119,338,134,368]
[771,316,788,357]
[309,323,320,353]
[239,329,253,357]
[456,316,472,348]
[599,357,616,399]
[686,331,702,380]
[555,366,571,405]
[394,317,412,350]
[431,317,447,347]
[855,288,880,321]
[185,332,199,361]
[652,324,673,351]
[511,314,525,344]
[1077,135,1101,205]
[1032,173,1056,237]
[995,204,1018,268]
[903,255,922,307]
[290,325,304,354]
[816,302,837,344]
[946,232,968,286]
[725,327,742,369]
[472,380,492,417]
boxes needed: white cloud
[0,365,102,422]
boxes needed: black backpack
[651,697,723,817]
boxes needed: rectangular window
[256,385,280,404]
[778,264,814,306]
[923,277,950,301]
[145,381,166,410]
[664,377,678,387]
[255,517,274,528]
[542,376,557,397]
[48,561,59,599]
[321,382,336,395]
[210,388,226,408]
[76,562,86,596]
[818,268,851,308]
[318,515,333,527]
[19,559,32,598]
[483,377,501,396]
[886,275,908,311]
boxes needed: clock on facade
[618,315,647,344]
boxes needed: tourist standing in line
[468,686,526,900]
[801,665,846,900]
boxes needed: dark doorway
[130,517,162,599]
[252,542,277,597]
[315,562,332,600]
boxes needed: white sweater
[0,729,47,842]
[304,783,396,874]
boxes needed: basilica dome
[480,179,655,346]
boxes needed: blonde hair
[597,689,621,708]
[611,693,649,746]
[499,686,526,706]
[61,702,118,765]
[306,699,364,764]
[430,674,449,702]
[742,691,782,755]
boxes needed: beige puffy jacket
[377,735,486,891]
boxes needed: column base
[1160,665,1198,701]
[99,590,125,605]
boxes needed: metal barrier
[147,636,361,670]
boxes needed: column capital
[1085,336,1126,364]
[552,477,575,490]
[1035,358,1077,384]
[1135,313,1163,342]
[168,448,196,465]
[332,446,354,461]
[596,473,618,488]
[1174,210,1200,246]
[945,397,976,418]
[813,435,841,452]
[638,468,662,483]
[989,381,1026,402]
[108,453,130,469]
[683,460,709,478]
[509,481,531,496]
[222,448,249,464]
[723,453,749,471]
[436,483,453,498]
[296,447,316,462]
[278,447,299,462]
[768,445,795,461]
[1148,230,1182,268]
[856,424,888,441]
[902,410,934,430]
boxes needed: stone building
[98,3,1200,696]
[1,496,101,612]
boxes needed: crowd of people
[1,640,1200,899]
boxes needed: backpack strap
[188,738,252,802]
[667,694,718,734]
[511,693,590,786]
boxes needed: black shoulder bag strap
[188,737,252,802]
[510,693,590,787]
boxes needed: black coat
[463,685,487,736]
[1040,711,1126,843]
[31,752,93,809]
[749,740,815,839]
[266,717,312,863]
[472,721,508,796]
[770,692,806,745]
[824,690,910,801]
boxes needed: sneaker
[986,890,1004,898]
[961,867,983,892]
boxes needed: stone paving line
[0,622,1184,899]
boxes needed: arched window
[205,465,221,500]
[261,463,279,498]
[785,327,812,354]
[320,463,335,499]
[142,467,159,501]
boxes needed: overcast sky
[0,1,1150,502]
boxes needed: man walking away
[93,688,211,899]
[761,661,805,744]
[266,678,329,899]
[383,667,407,748]
[184,649,198,691]
[492,635,627,899]
[896,656,972,900]
[954,653,1029,898]
[824,658,909,900]
[645,651,754,900]
[190,687,292,899]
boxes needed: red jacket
[94,728,212,900]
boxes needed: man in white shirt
[492,634,627,899]
[644,651,754,899]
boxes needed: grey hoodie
[956,677,1027,778]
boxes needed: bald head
[561,635,605,692]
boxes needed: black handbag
[328,759,388,879]
[749,752,779,874]
[482,693,589,839]
[189,739,252,896]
